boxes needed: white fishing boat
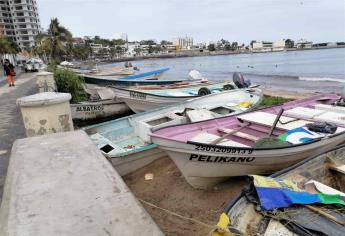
[70,100,131,122]
[111,81,241,113]
[71,87,131,123]
[150,94,345,189]
[213,144,345,236]
[84,88,263,176]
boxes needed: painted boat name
[194,144,253,154]
[130,91,146,100]
[76,105,103,112]
[190,154,255,163]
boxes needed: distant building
[252,41,273,52]
[296,39,312,49]
[114,33,128,41]
[0,0,41,49]
[272,40,286,51]
[72,37,85,45]
[90,43,110,59]
[173,36,193,50]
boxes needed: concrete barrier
[0,130,163,236]
[36,71,57,92]
[17,92,74,137]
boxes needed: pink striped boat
[150,93,345,189]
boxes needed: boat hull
[109,147,166,176]
[82,68,180,86]
[152,132,345,189]
[122,95,192,113]
[71,100,131,122]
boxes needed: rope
[138,198,214,229]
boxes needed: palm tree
[39,18,72,61]
[0,37,20,54]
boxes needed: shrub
[54,69,88,103]
[259,95,291,108]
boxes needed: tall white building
[0,0,41,49]
[173,36,193,50]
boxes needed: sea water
[111,48,345,93]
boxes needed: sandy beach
[124,157,247,235]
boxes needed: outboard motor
[233,72,251,88]
[335,86,345,106]
[189,70,208,82]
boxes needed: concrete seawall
[0,130,163,236]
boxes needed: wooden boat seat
[186,109,216,122]
[285,107,345,125]
[328,164,345,175]
[238,111,311,130]
[314,104,345,114]
[218,128,260,142]
[305,180,345,196]
[189,132,249,147]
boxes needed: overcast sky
[37,0,345,44]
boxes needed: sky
[37,0,345,44]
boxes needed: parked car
[24,58,44,72]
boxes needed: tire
[223,84,235,90]
[198,87,211,96]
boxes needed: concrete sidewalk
[0,73,38,200]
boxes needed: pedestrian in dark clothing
[3,59,15,87]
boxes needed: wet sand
[123,157,246,236]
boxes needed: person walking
[3,59,15,87]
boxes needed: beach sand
[124,157,246,236]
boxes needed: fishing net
[253,137,292,148]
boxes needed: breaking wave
[298,77,345,83]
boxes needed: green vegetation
[34,18,73,61]
[0,37,20,54]
[259,95,292,108]
[53,69,88,103]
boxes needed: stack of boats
[74,65,345,234]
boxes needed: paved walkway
[0,73,38,200]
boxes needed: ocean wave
[299,77,345,83]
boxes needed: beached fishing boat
[70,87,132,123]
[213,144,345,236]
[150,93,345,189]
[82,68,184,86]
[84,88,263,176]
[111,81,240,113]
[70,100,131,123]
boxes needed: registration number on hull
[194,144,253,155]
[130,91,146,100]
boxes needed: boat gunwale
[150,93,340,134]
[81,67,170,81]
[110,82,230,99]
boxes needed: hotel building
[0,0,41,49]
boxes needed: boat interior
[85,92,258,157]
[152,98,345,148]
[227,146,345,235]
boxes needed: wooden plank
[328,164,345,175]
[238,112,311,130]
[189,132,249,147]
[218,128,260,141]
[264,220,296,236]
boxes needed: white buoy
[17,92,74,137]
